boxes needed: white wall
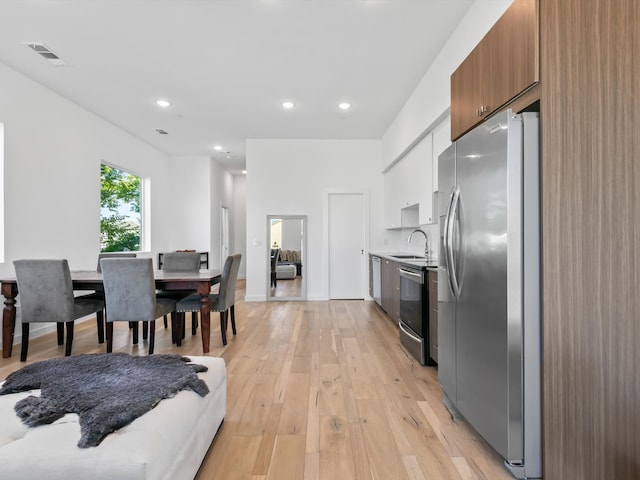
[209,160,234,270]
[377,0,512,260]
[232,175,247,279]
[381,0,512,170]
[0,61,174,348]
[280,218,302,251]
[0,62,174,273]
[382,114,452,259]
[245,139,383,301]
[165,156,235,271]
[166,156,212,258]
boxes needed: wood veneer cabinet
[450,41,484,139]
[427,270,438,363]
[380,258,400,323]
[541,1,640,479]
[451,0,538,140]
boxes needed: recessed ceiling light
[282,101,295,109]
[213,145,223,151]
[242,170,247,175]
[156,99,171,108]
[338,102,351,110]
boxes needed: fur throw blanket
[0,353,209,448]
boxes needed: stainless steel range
[398,264,435,366]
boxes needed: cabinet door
[450,0,539,140]
[432,117,451,193]
[451,41,484,140]
[390,262,400,323]
[384,165,402,228]
[381,258,392,313]
[428,270,438,362]
[368,255,374,298]
[399,144,420,210]
[484,0,538,117]
[417,133,434,225]
[381,258,400,322]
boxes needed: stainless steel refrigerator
[438,109,541,479]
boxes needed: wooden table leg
[2,283,18,358]
[198,282,211,354]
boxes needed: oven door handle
[399,268,423,283]
[399,321,422,343]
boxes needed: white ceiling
[0,0,474,174]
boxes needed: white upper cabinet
[384,161,402,229]
[417,134,434,225]
[383,133,434,228]
[432,116,451,193]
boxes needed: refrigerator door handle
[448,187,461,298]
[443,187,456,295]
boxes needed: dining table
[0,268,221,358]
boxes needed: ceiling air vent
[22,42,67,66]
[155,129,169,135]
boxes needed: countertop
[370,252,439,271]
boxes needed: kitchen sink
[391,255,425,260]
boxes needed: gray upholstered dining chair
[13,259,105,362]
[160,251,202,272]
[175,254,241,346]
[88,252,137,342]
[96,252,137,272]
[270,248,280,287]
[157,251,202,339]
[100,258,177,355]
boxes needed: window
[270,218,282,249]
[100,163,142,252]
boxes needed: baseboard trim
[244,294,266,302]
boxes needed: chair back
[14,259,76,323]
[96,252,136,272]
[270,249,280,273]
[218,254,242,311]
[161,252,201,272]
[100,258,157,322]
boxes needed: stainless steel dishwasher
[371,256,381,306]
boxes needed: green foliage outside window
[100,164,141,252]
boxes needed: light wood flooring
[0,280,512,480]
[271,275,303,298]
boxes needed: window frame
[99,162,145,253]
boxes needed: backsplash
[379,223,440,260]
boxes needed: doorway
[328,192,365,299]
[267,215,306,301]
[220,206,229,268]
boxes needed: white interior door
[220,206,229,266]
[329,193,365,299]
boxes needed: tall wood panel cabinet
[541,1,640,479]
[451,0,538,139]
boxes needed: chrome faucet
[408,229,430,260]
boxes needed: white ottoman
[276,263,297,279]
[0,355,226,480]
